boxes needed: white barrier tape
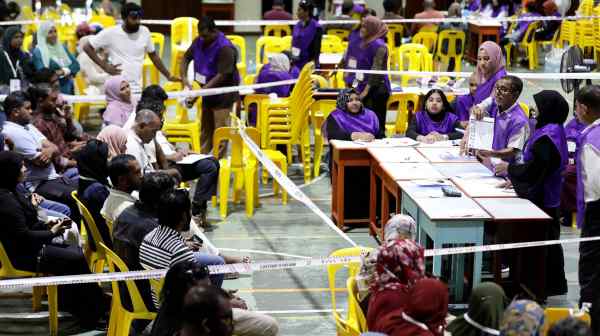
[316,68,600,80]
[218,248,312,260]
[234,119,359,248]
[2,235,600,289]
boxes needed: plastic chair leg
[47,285,58,336]
[219,167,231,219]
[313,133,323,178]
[504,44,512,67]
[244,166,256,217]
[211,195,217,208]
[120,314,134,336]
[32,286,43,311]
[107,299,118,336]
[233,170,244,204]
[280,161,288,205]
[151,68,160,85]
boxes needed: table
[367,147,428,163]
[399,180,491,300]
[466,20,502,63]
[416,147,478,164]
[330,140,372,229]
[452,175,517,198]
[432,162,493,179]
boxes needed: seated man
[1,91,80,223]
[101,154,142,223]
[125,108,219,227]
[412,0,443,34]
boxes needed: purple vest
[343,29,362,87]
[353,38,391,93]
[565,118,586,143]
[255,63,293,97]
[468,0,481,11]
[576,122,600,228]
[326,107,380,139]
[490,101,529,163]
[292,18,320,69]
[474,68,507,104]
[415,111,459,136]
[192,31,240,87]
[454,94,474,121]
[523,124,568,208]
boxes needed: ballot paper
[467,117,495,151]
[355,137,419,147]
[178,154,212,164]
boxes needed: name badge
[356,72,364,81]
[348,58,357,69]
[9,79,20,93]
[195,73,207,85]
[292,47,301,57]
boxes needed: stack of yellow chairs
[213,126,288,218]
[99,242,156,336]
[558,20,577,48]
[142,32,165,87]
[395,43,433,86]
[161,81,202,153]
[595,5,600,61]
[262,62,315,182]
[311,99,336,177]
[412,31,438,54]
[255,36,290,65]
[435,30,465,72]
[386,93,420,136]
[170,17,199,75]
[326,247,372,336]
[0,242,58,336]
[226,35,247,79]
[243,94,270,140]
[264,25,292,37]
[504,21,541,70]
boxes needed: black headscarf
[336,88,360,112]
[76,139,110,192]
[0,151,23,190]
[1,26,25,65]
[533,90,569,129]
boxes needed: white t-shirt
[90,25,155,92]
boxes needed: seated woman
[406,89,463,143]
[0,26,34,94]
[0,151,108,328]
[102,75,134,127]
[32,21,80,95]
[448,282,508,335]
[76,139,112,247]
[534,1,561,42]
[250,53,293,125]
[97,125,128,159]
[76,35,110,96]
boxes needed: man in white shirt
[101,154,142,223]
[83,3,178,92]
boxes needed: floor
[0,36,586,335]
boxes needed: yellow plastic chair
[73,73,107,122]
[21,6,37,35]
[321,34,345,54]
[256,36,288,65]
[326,247,371,336]
[387,24,405,69]
[89,14,117,28]
[264,25,292,37]
[504,21,541,70]
[541,307,591,335]
[226,35,247,79]
[244,74,257,85]
[243,94,270,130]
[170,17,199,75]
[142,32,165,87]
[558,20,577,48]
[161,81,202,153]
[395,43,432,86]
[71,191,108,273]
[311,74,329,89]
[310,99,336,177]
[282,35,293,50]
[518,102,530,118]
[326,28,350,42]
[435,30,465,72]
[412,31,438,54]
[419,24,439,33]
[576,18,595,59]
[578,0,594,15]
[22,34,34,53]
[0,242,58,336]
[213,127,287,218]
[347,276,368,333]
[99,242,156,336]
[386,92,420,136]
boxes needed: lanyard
[401,312,429,331]
[464,313,500,335]
[3,51,19,78]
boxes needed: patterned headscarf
[372,238,425,292]
[384,214,417,242]
[336,88,360,112]
[268,53,290,73]
[500,300,545,336]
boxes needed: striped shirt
[139,226,194,307]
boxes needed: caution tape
[2,235,600,289]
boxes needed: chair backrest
[436,29,465,59]
[412,31,438,54]
[74,73,87,95]
[386,24,404,50]
[89,14,116,28]
[150,32,166,58]
[578,0,594,15]
[397,43,432,74]
[255,36,287,65]
[326,28,350,42]
[310,99,336,121]
[171,17,199,47]
[347,276,367,332]
[213,127,261,167]
[0,240,29,277]
[264,25,292,37]
[72,191,107,253]
[388,93,420,134]
[419,24,439,33]
[226,35,247,67]
[523,21,542,44]
[311,74,329,89]
[541,307,591,335]
[518,102,530,117]
[282,36,292,50]
[99,242,152,313]
[321,34,344,54]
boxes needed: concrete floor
[0,36,587,335]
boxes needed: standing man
[263,0,293,20]
[83,2,179,92]
[181,16,240,158]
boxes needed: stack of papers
[467,117,495,151]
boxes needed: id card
[292,47,301,57]
[348,58,357,69]
[195,73,207,84]
[9,79,20,92]
[356,72,364,81]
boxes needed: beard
[125,23,140,33]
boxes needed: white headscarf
[36,20,72,68]
[384,214,417,242]
[268,53,290,73]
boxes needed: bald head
[424,0,435,9]
[134,109,162,144]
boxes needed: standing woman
[32,21,80,95]
[291,0,323,71]
[472,41,507,106]
[496,90,569,297]
[356,16,390,138]
[0,26,33,94]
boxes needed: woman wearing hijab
[406,89,463,143]
[292,0,323,70]
[102,75,133,127]
[367,238,426,333]
[371,278,448,336]
[448,282,508,336]
[0,151,108,329]
[499,300,545,336]
[250,53,294,126]
[76,35,109,96]
[495,90,569,297]
[76,139,112,246]
[472,41,507,107]
[32,21,80,95]
[0,26,33,93]
[97,125,128,159]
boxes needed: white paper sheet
[467,117,495,151]
[357,137,419,147]
[178,154,213,164]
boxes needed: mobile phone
[192,234,203,245]
[441,185,462,197]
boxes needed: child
[406,89,463,143]
[454,73,478,126]
[574,85,600,335]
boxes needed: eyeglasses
[128,10,143,18]
[495,85,513,94]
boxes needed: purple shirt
[325,107,380,139]
[343,29,362,88]
[576,122,600,228]
[454,94,474,121]
[489,101,529,163]
[415,111,459,136]
[565,118,586,143]
[353,38,391,93]
[523,124,568,208]
[292,18,320,70]
[474,68,507,104]
[191,31,240,87]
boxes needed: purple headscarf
[102,75,133,127]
